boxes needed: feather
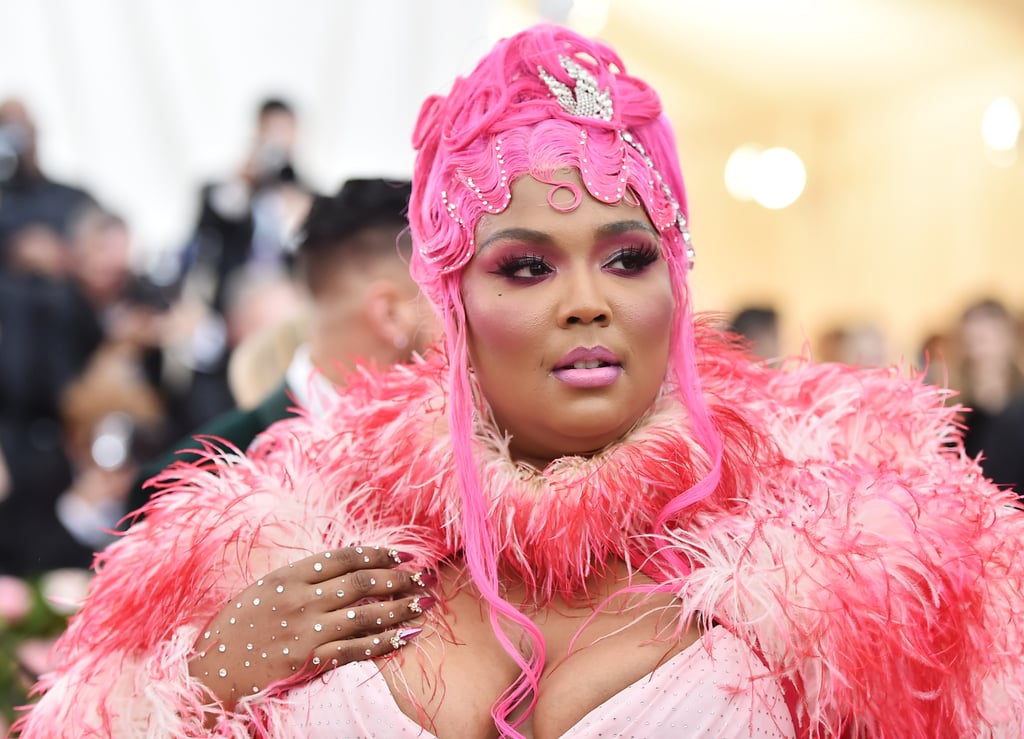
[14,344,1024,736]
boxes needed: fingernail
[389,626,423,649]
[411,571,437,588]
[409,596,436,614]
[389,549,414,564]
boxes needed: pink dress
[280,627,795,738]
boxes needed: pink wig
[408,24,723,735]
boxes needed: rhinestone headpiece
[538,56,613,122]
[537,57,696,269]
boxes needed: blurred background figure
[0,267,87,575]
[158,263,305,438]
[2,223,68,280]
[917,330,953,387]
[128,178,438,513]
[67,207,138,328]
[65,206,174,368]
[816,322,889,367]
[0,202,174,575]
[0,110,119,563]
[727,305,780,363]
[155,97,316,433]
[0,98,95,266]
[56,346,168,555]
[953,298,1024,496]
[0,343,167,576]
[177,97,314,315]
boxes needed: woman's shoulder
[698,328,962,467]
[264,351,448,439]
[687,330,1024,736]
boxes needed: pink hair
[409,24,723,735]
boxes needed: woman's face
[461,170,675,467]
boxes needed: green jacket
[126,384,297,516]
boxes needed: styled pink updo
[408,24,723,737]
[410,23,692,301]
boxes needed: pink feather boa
[14,337,1024,737]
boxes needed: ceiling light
[724,144,762,201]
[982,96,1021,153]
[751,147,806,209]
[726,145,807,209]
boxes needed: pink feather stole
[14,336,1024,738]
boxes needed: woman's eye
[606,244,659,273]
[494,256,552,280]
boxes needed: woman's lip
[555,346,620,369]
[552,365,623,388]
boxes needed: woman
[15,25,1024,738]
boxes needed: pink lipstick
[552,346,623,388]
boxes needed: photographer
[0,99,95,266]
[178,97,314,315]
[163,98,315,431]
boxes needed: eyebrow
[478,220,658,250]
[596,220,659,239]
[478,228,549,251]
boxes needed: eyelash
[604,243,660,273]
[492,243,661,281]
[493,254,552,280]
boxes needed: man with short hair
[127,178,437,514]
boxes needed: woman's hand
[188,546,435,709]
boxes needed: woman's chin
[510,428,635,468]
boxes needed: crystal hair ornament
[538,56,695,269]
[621,130,695,269]
[538,55,614,122]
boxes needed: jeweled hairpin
[621,130,695,269]
[538,56,613,122]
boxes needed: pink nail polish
[409,596,436,615]
[412,571,438,588]
[389,626,423,650]
[389,550,415,564]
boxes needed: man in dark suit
[127,177,437,514]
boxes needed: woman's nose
[558,272,611,327]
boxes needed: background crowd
[0,97,316,727]
[0,96,311,577]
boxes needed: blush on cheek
[622,290,675,338]
[645,299,675,331]
[467,301,538,355]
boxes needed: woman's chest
[382,565,698,739]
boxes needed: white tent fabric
[0,0,499,263]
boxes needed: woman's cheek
[469,297,542,355]
[621,289,674,340]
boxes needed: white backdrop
[0,0,501,265]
